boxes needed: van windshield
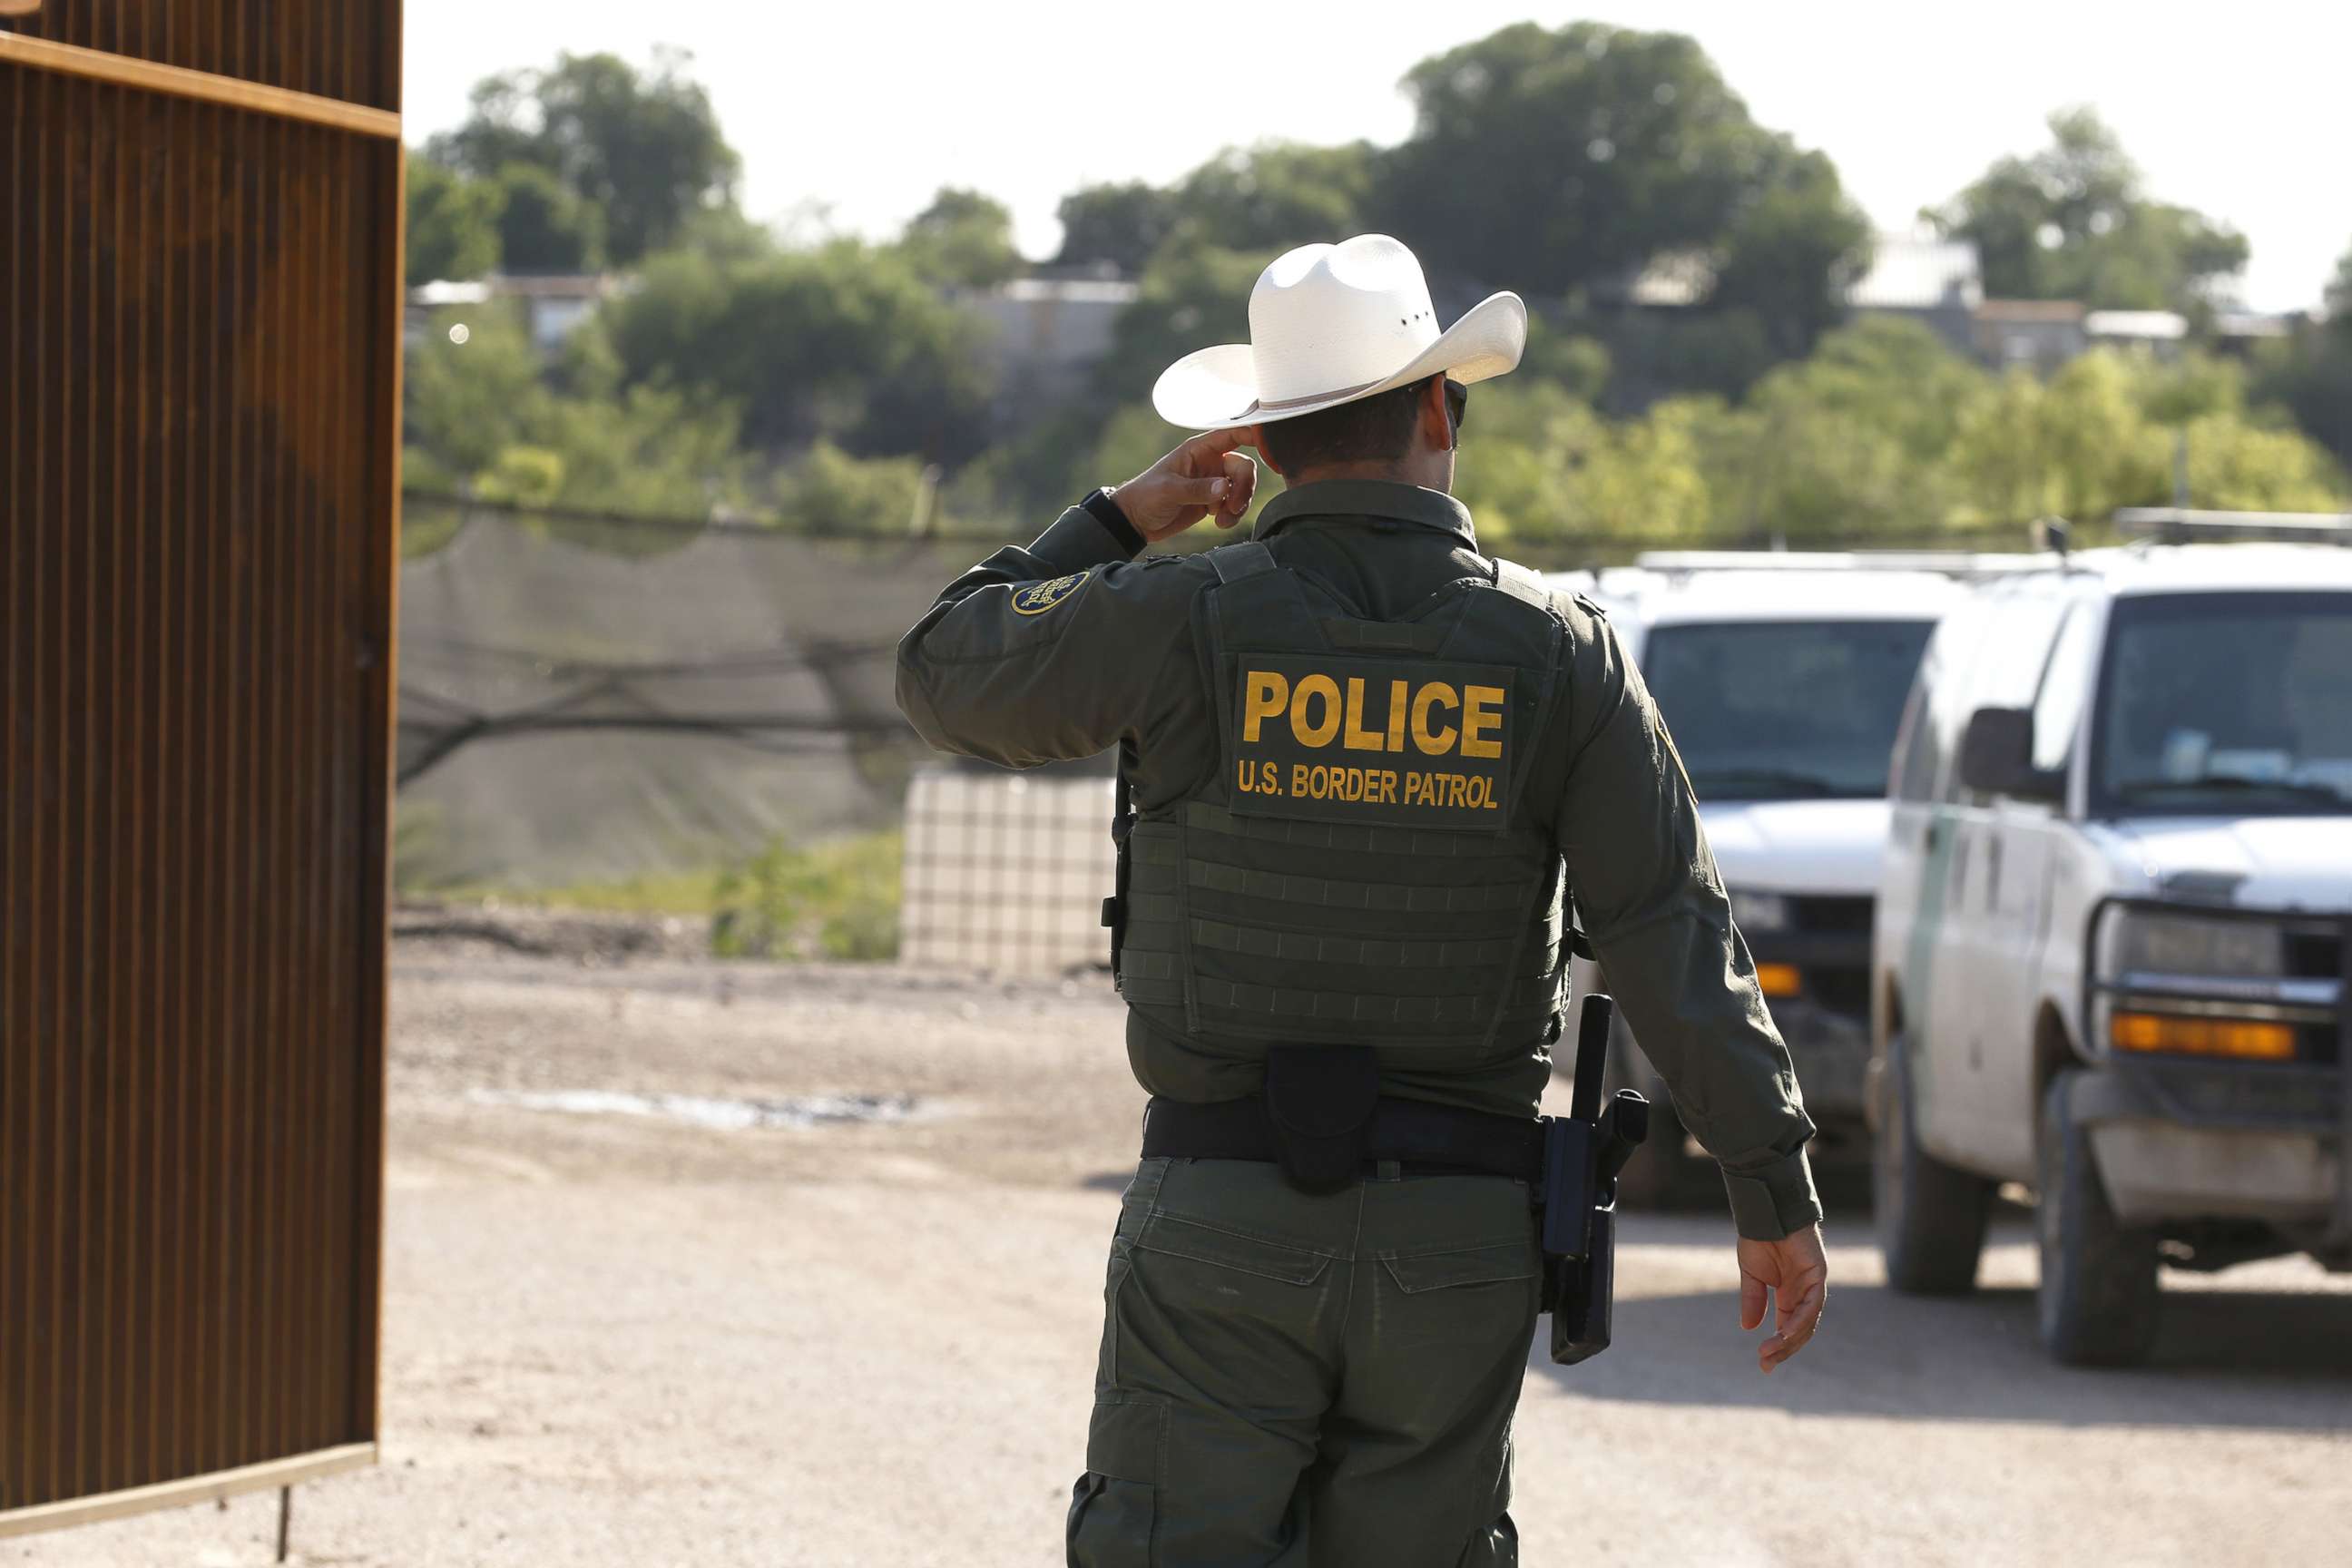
[2093,592,2352,816]
[1641,619,1937,801]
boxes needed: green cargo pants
[1067,1155,1542,1567]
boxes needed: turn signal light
[2109,1011,2295,1061]
[1755,964,1802,999]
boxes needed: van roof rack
[1631,549,2043,582]
[2113,508,2352,545]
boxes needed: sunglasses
[1444,378,1468,438]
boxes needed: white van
[1558,560,1969,1199]
[1873,519,2352,1365]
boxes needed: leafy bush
[710,830,903,962]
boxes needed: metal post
[277,1485,291,1563]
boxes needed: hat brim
[1150,290,1528,431]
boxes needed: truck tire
[1875,1032,1993,1294]
[2036,1070,2161,1367]
[1611,1098,1690,1209]
[1606,1020,1697,1210]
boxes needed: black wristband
[1081,486,1145,558]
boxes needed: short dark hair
[1260,373,1441,474]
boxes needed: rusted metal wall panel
[0,23,397,1519]
[0,1,399,112]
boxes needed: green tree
[1090,240,1276,404]
[772,442,938,536]
[426,48,740,266]
[404,155,504,284]
[1928,109,2248,314]
[2251,242,2352,466]
[402,305,743,522]
[1947,353,2170,523]
[899,187,1024,289]
[474,446,567,507]
[1707,144,1872,361]
[1517,318,1613,404]
[2132,348,2249,426]
[1381,22,1866,328]
[1449,379,1712,547]
[1753,317,1988,470]
[1055,181,1180,274]
[594,238,995,461]
[1692,318,1989,539]
[1165,142,1378,255]
[492,162,607,274]
[2178,414,2347,512]
[403,307,546,476]
[1697,395,1928,544]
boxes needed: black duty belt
[1142,1093,1544,1183]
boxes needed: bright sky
[401,0,2348,313]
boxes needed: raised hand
[1111,426,1262,544]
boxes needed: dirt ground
[28,916,2352,1567]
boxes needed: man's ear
[1417,375,1455,454]
[1250,424,1288,478]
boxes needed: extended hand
[1738,1224,1828,1373]
[1112,427,1260,544]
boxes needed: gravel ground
[27,926,2352,1567]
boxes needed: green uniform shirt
[897,479,1820,1239]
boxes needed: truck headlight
[2091,905,2303,1063]
[1730,890,1790,933]
[2093,906,2284,981]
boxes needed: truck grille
[2285,929,2341,981]
[1808,967,1872,1017]
[1789,895,1873,935]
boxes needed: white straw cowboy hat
[1152,234,1526,429]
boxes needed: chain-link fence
[395,494,973,892]
[395,494,1130,973]
[900,766,1115,975]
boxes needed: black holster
[1538,994,1649,1365]
[1546,1191,1620,1364]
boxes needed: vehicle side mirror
[1956,706,2060,801]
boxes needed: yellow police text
[1240,670,1504,759]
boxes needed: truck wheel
[1607,1021,1694,1209]
[1875,1032,1993,1295]
[1612,1099,1690,1209]
[2036,1071,2160,1367]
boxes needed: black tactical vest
[1116,540,1572,1083]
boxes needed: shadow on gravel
[1537,1271,2352,1431]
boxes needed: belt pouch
[1262,1044,1381,1195]
[1540,1116,1595,1257]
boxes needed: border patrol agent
[896,236,1828,1566]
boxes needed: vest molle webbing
[1116,540,1572,1064]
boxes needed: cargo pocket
[1066,1395,1163,1568]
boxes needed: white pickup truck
[1554,559,1968,1201]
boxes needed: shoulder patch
[1011,569,1092,616]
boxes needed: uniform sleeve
[895,504,1201,768]
[1553,609,1822,1240]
